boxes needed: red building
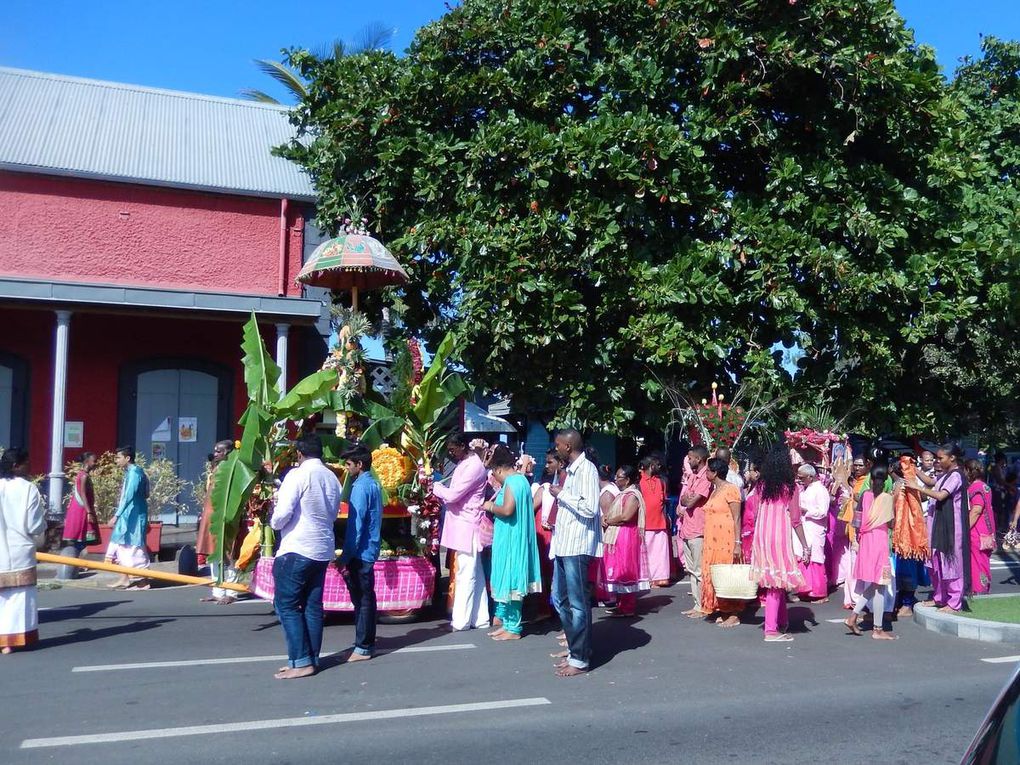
[0,67,330,515]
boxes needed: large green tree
[278,0,1007,435]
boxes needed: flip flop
[844,618,862,636]
[763,633,794,642]
[550,650,569,659]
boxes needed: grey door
[135,368,219,515]
[0,363,12,448]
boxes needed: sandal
[844,618,862,636]
[764,633,794,642]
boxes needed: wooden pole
[351,285,359,312]
[37,553,251,594]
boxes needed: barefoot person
[845,464,899,640]
[700,457,744,628]
[679,446,712,617]
[196,440,237,603]
[0,448,46,654]
[105,446,150,590]
[337,443,382,663]
[270,434,342,679]
[548,429,602,677]
[62,451,99,553]
[483,445,542,640]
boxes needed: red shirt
[640,474,668,531]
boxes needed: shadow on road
[590,617,651,670]
[37,618,173,649]
[38,600,129,622]
[786,605,819,633]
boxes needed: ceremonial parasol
[296,233,409,309]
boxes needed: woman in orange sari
[701,457,744,628]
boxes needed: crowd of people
[0,427,1016,671]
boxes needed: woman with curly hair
[749,445,810,642]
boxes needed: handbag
[710,563,758,600]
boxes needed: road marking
[826,618,849,623]
[20,697,551,748]
[71,643,475,672]
[981,655,1020,664]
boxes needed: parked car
[961,664,1020,763]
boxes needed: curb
[914,602,1020,645]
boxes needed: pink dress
[853,491,892,586]
[969,480,995,594]
[741,488,759,561]
[601,487,651,594]
[750,486,806,591]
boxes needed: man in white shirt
[548,429,601,677]
[269,434,341,680]
[796,464,830,602]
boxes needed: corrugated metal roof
[0,67,315,200]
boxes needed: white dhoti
[105,543,150,570]
[0,584,39,648]
[451,549,490,630]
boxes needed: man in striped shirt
[548,429,601,677]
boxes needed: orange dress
[701,482,743,614]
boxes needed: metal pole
[47,310,71,518]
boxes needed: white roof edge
[0,162,317,202]
[0,66,292,111]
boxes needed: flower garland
[406,463,442,555]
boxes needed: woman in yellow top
[701,457,744,627]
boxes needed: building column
[48,310,72,517]
[275,323,289,396]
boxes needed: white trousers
[451,549,489,630]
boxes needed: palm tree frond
[352,22,395,53]
[253,59,308,99]
[239,88,283,104]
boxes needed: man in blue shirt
[338,444,382,661]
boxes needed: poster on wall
[64,421,84,448]
[152,417,172,443]
[178,417,197,443]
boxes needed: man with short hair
[678,445,711,617]
[433,433,490,631]
[548,428,601,677]
[338,443,382,662]
[270,434,341,679]
[796,464,830,602]
[105,446,150,590]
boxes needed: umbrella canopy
[296,234,409,292]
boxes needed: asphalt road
[3,559,1019,765]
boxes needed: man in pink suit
[433,433,491,631]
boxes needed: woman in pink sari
[600,465,650,617]
[844,464,898,640]
[62,452,99,553]
[965,460,995,595]
[749,445,810,642]
[740,459,760,561]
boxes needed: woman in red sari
[62,452,99,553]
[965,460,995,595]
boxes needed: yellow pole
[37,552,251,594]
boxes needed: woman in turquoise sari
[483,445,543,640]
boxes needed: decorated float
[211,228,468,616]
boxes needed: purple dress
[931,471,964,582]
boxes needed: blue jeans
[273,553,329,669]
[343,558,377,655]
[552,555,593,669]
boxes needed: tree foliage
[278,0,1018,437]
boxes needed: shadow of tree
[37,619,173,649]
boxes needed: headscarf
[893,456,930,560]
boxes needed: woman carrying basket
[700,457,746,628]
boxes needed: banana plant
[357,332,470,473]
[208,313,339,574]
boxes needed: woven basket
[710,563,758,600]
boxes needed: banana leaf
[241,312,281,407]
[237,403,273,467]
[207,451,257,566]
[275,368,339,421]
[360,415,406,450]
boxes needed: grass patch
[959,595,1020,624]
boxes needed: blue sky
[2,1,1017,100]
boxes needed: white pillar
[48,310,72,517]
[275,323,289,396]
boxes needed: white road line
[71,643,475,672]
[981,655,1020,664]
[826,618,848,623]
[21,697,551,748]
